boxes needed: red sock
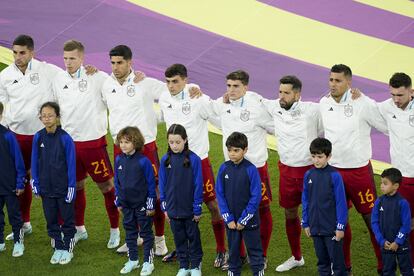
[103,187,119,228]
[369,228,383,270]
[154,198,165,236]
[18,184,32,223]
[286,217,302,260]
[240,239,246,258]
[410,231,414,265]
[259,206,273,257]
[212,220,226,253]
[75,189,86,226]
[343,223,352,269]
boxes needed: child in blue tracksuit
[114,126,156,275]
[371,168,413,276]
[159,124,203,276]
[31,102,76,265]
[302,138,347,276]
[215,132,264,276]
[0,102,26,257]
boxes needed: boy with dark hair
[371,168,413,276]
[302,137,348,276]
[0,102,26,257]
[216,132,264,276]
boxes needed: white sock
[23,222,31,228]
[110,228,120,234]
[76,225,86,232]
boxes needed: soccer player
[158,64,227,267]
[52,40,123,247]
[211,70,274,268]
[0,35,62,240]
[319,64,388,274]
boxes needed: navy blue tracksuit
[302,165,348,276]
[31,127,76,252]
[114,151,156,262]
[372,193,413,276]
[0,125,25,244]
[159,150,203,270]
[216,158,264,276]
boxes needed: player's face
[39,106,58,129]
[168,134,187,154]
[329,72,351,101]
[380,177,398,196]
[227,146,247,164]
[111,56,131,81]
[390,86,412,110]
[12,45,34,71]
[226,80,247,101]
[166,75,187,96]
[63,49,84,74]
[311,153,330,169]
[119,138,135,155]
[279,83,300,110]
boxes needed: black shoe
[214,252,228,268]
[241,255,250,266]
[162,250,177,262]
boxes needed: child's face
[380,177,399,196]
[119,137,135,155]
[311,153,330,168]
[227,146,247,164]
[168,134,186,153]
[40,106,58,129]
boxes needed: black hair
[381,168,402,185]
[165,64,187,78]
[389,73,412,89]
[280,75,302,91]
[109,45,132,60]
[309,138,332,156]
[165,124,190,168]
[225,132,248,150]
[330,64,352,78]
[226,70,249,85]
[13,35,34,50]
[39,102,60,117]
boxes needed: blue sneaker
[59,250,74,265]
[120,260,139,274]
[12,242,24,257]
[176,268,190,276]
[50,250,63,264]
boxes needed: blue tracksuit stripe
[60,133,76,197]
[215,164,234,223]
[5,132,26,190]
[113,155,121,206]
[190,154,203,216]
[238,165,261,226]
[371,199,385,246]
[30,133,40,194]
[158,157,167,211]
[331,172,347,230]
[396,199,411,245]
[301,170,311,228]
[140,157,157,210]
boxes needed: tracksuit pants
[226,227,264,276]
[122,207,154,262]
[42,196,75,252]
[382,248,414,276]
[170,218,203,269]
[312,235,346,276]
[0,195,23,243]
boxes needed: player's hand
[335,230,344,241]
[189,87,202,98]
[304,227,311,237]
[164,212,170,223]
[193,215,201,222]
[223,92,230,103]
[146,209,155,217]
[227,221,236,230]
[84,64,98,75]
[350,88,362,100]
[117,206,122,212]
[384,240,391,250]
[133,71,146,83]
[15,189,24,196]
[236,223,245,231]
[389,242,399,252]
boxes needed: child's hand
[15,189,24,196]
[384,241,391,250]
[227,221,236,230]
[164,212,170,223]
[389,242,399,252]
[236,223,245,231]
[193,215,201,222]
[335,230,344,241]
[117,206,122,212]
[304,227,311,237]
[146,209,155,217]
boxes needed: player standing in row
[158,64,227,268]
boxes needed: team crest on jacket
[30,73,39,85]
[182,102,191,115]
[78,79,87,92]
[127,85,135,97]
[240,109,250,122]
[409,115,414,127]
[344,104,353,117]
[290,109,301,118]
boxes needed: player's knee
[284,207,299,219]
[97,180,114,193]
[76,180,86,190]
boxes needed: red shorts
[75,137,113,183]
[14,134,33,170]
[399,177,414,218]
[278,161,313,209]
[257,162,272,207]
[335,162,377,215]
[201,158,216,203]
[114,141,160,180]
